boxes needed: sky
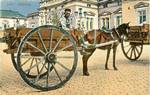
[0,0,40,16]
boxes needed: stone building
[39,0,98,31]
[39,0,149,30]
[122,0,149,26]
[98,0,122,29]
[26,12,39,28]
[0,10,25,30]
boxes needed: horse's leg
[113,45,118,70]
[105,48,111,70]
[82,49,95,76]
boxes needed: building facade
[0,10,25,30]
[122,0,149,26]
[39,0,149,31]
[26,12,39,28]
[39,0,98,31]
[98,0,122,29]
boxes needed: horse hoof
[105,68,109,70]
[114,68,118,70]
[83,72,90,76]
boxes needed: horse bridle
[113,28,122,42]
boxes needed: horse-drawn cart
[121,24,149,60]
[0,23,129,91]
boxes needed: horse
[71,23,130,76]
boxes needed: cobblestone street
[0,43,149,95]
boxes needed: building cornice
[27,12,39,17]
[39,0,97,10]
[99,11,112,16]
[134,2,149,9]
[113,8,122,14]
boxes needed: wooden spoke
[37,58,48,70]
[133,47,137,58]
[52,34,65,52]
[34,62,47,83]
[56,61,70,71]
[51,62,62,83]
[49,29,54,52]
[130,48,134,59]
[24,58,44,73]
[27,58,34,75]
[21,58,32,67]
[35,59,40,75]
[46,63,51,87]
[57,43,73,53]
[126,47,132,55]
[134,47,140,55]
[26,41,45,55]
[37,31,48,53]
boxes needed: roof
[86,11,96,16]
[99,11,112,16]
[113,8,122,14]
[0,10,25,19]
[27,12,39,17]
[99,6,121,16]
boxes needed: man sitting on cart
[59,8,73,30]
[59,8,90,55]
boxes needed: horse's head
[111,23,130,42]
[116,22,130,37]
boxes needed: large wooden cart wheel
[16,25,78,91]
[11,53,18,70]
[121,35,143,61]
[11,53,47,78]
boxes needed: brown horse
[71,23,130,76]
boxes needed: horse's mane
[116,23,128,30]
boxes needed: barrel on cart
[121,24,149,61]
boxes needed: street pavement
[0,43,149,95]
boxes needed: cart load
[121,24,149,60]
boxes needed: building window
[74,11,78,17]
[106,18,109,29]
[31,24,35,28]
[86,17,89,30]
[90,18,93,30]
[116,15,122,26]
[117,0,122,5]
[61,5,64,8]
[77,20,80,29]
[138,9,147,24]
[101,17,110,29]
[103,3,108,8]
[87,4,91,7]
[102,18,105,28]
[55,7,57,10]
[82,21,85,30]
[32,16,34,19]
[79,8,82,17]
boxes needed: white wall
[0,18,25,30]
[26,16,39,28]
